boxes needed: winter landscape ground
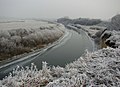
[0,14,120,87]
[0,0,120,86]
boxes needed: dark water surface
[0,29,94,79]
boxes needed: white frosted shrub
[0,47,120,87]
[0,23,65,60]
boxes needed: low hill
[107,14,120,31]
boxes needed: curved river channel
[0,29,94,79]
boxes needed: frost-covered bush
[47,47,120,87]
[0,47,120,87]
[100,29,120,48]
[0,23,65,61]
[105,31,120,48]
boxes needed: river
[0,29,94,80]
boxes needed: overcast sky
[0,0,120,19]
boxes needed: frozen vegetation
[101,30,120,48]
[0,15,120,87]
[0,47,120,87]
[100,14,120,48]
[0,20,65,61]
[80,25,106,38]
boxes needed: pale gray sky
[0,0,120,19]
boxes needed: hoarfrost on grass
[0,20,65,61]
[0,47,120,87]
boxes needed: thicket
[0,25,64,61]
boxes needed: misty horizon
[0,0,120,20]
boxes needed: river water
[0,29,94,79]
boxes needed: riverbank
[1,22,120,87]
[80,25,106,50]
[0,25,69,69]
[66,24,95,51]
[1,26,119,87]
[0,20,66,62]
[0,28,96,87]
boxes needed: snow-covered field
[0,20,65,61]
[0,20,56,30]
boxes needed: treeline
[73,18,101,25]
[0,25,64,61]
[57,17,102,26]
